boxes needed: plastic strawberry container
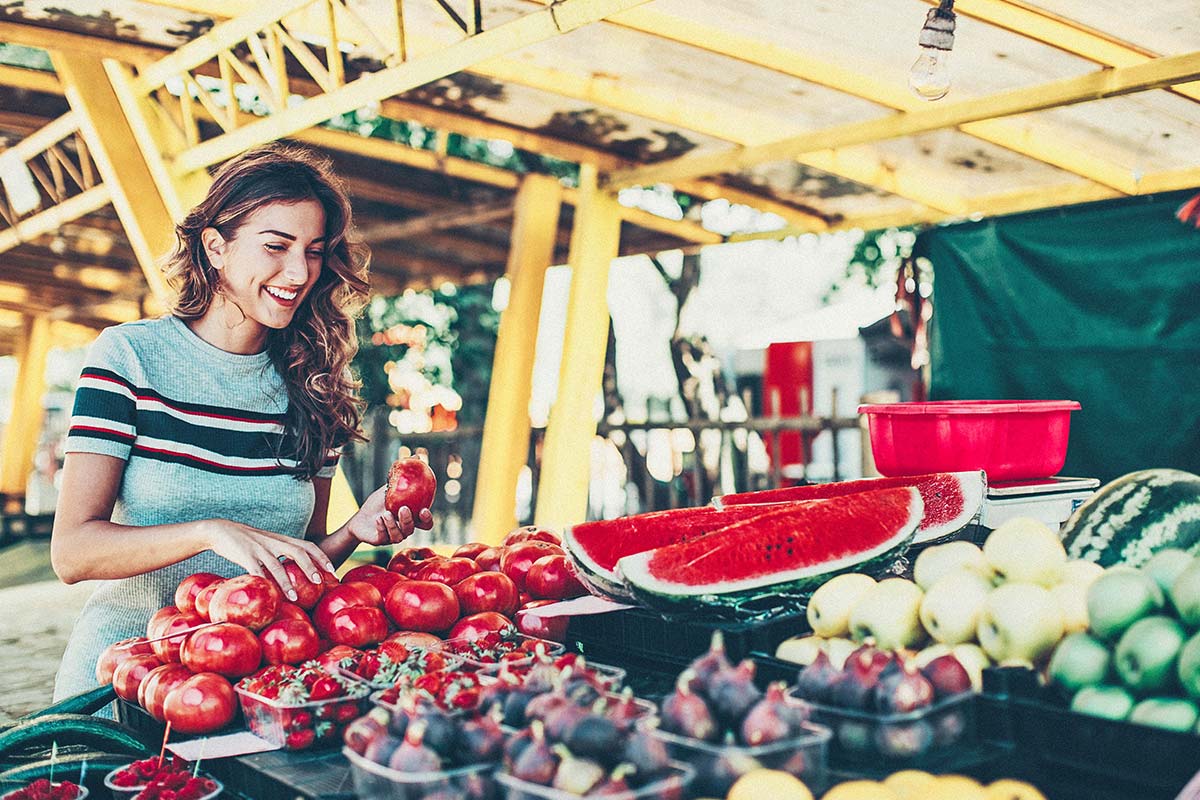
[647,723,830,797]
[234,683,372,750]
[343,746,496,800]
[103,767,221,800]
[797,690,977,768]
[477,659,627,693]
[335,651,466,691]
[859,399,1080,481]
[436,633,565,670]
[494,762,694,800]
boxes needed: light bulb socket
[918,4,957,51]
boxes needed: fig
[739,682,794,746]
[920,653,973,699]
[604,687,645,732]
[460,712,505,764]
[502,689,537,728]
[593,764,636,795]
[544,697,590,742]
[511,721,558,785]
[874,720,934,758]
[873,662,935,714]
[621,728,671,784]
[660,672,718,742]
[551,745,605,795]
[795,650,838,702]
[363,732,402,765]
[414,707,460,757]
[343,707,389,755]
[694,748,761,798]
[563,713,624,767]
[689,631,732,693]
[525,686,571,723]
[707,659,763,728]
[502,726,533,769]
[388,720,444,772]
[828,651,884,710]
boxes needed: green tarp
[919,189,1200,483]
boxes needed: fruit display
[105,757,221,800]
[1062,468,1200,567]
[716,470,987,545]
[472,653,640,729]
[818,770,1046,800]
[331,641,456,689]
[376,666,491,713]
[1047,547,1200,731]
[440,630,564,667]
[776,516,1101,674]
[618,487,924,611]
[235,663,372,749]
[342,695,502,800]
[651,634,828,796]
[793,640,975,762]
[384,456,438,517]
[0,782,85,800]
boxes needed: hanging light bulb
[909,0,956,101]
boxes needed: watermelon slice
[564,504,792,600]
[618,487,923,608]
[714,470,986,544]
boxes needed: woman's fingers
[293,538,336,576]
[416,508,434,530]
[281,543,325,586]
[393,507,415,541]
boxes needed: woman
[50,143,431,700]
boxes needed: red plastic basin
[858,400,1081,481]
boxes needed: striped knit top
[53,315,338,700]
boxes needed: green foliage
[825,226,921,301]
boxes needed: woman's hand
[203,519,336,601]
[344,484,435,546]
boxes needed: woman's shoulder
[87,317,182,375]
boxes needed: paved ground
[0,554,94,724]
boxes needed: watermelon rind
[714,470,985,545]
[618,487,923,609]
[1062,469,1200,567]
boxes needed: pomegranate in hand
[385,458,437,516]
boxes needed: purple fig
[690,631,732,694]
[344,707,389,755]
[694,749,762,797]
[563,713,624,767]
[795,650,838,702]
[621,727,671,782]
[511,721,559,785]
[545,697,590,741]
[707,659,763,728]
[503,726,532,769]
[920,654,973,699]
[502,689,538,728]
[661,672,719,742]
[459,712,505,764]
[363,732,402,766]
[525,686,571,723]
[551,745,605,795]
[593,764,636,795]
[739,682,794,746]
[388,720,444,772]
[828,651,885,710]
[413,707,459,757]
[873,662,935,714]
[604,688,645,732]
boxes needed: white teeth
[266,286,298,301]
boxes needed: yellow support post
[52,52,211,305]
[472,174,564,544]
[0,315,52,504]
[534,166,621,530]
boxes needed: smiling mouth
[265,286,299,302]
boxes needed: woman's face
[203,199,327,331]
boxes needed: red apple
[342,563,388,584]
[525,555,588,600]
[327,606,389,648]
[416,557,479,586]
[474,547,503,572]
[208,575,282,631]
[502,526,561,547]
[449,612,515,642]
[385,458,437,515]
[452,542,491,561]
[194,583,221,621]
[386,546,441,575]
[138,663,192,722]
[112,653,163,703]
[278,560,331,610]
[163,672,236,735]
[500,541,565,593]
[274,601,311,623]
[313,582,383,637]
[96,637,155,686]
[181,623,262,679]
[517,600,570,643]
[259,619,321,665]
[453,571,519,617]
[175,573,223,617]
[383,630,442,651]
[152,611,205,663]
[384,581,459,633]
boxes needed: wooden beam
[0,21,164,65]
[150,0,652,173]
[0,314,52,497]
[0,185,112,255]
[473,174,564,543]
[606,51,1200,189]
[360,201,513,242]
[940,0,1200,104]
[0,64,59,95]
[535,166,621,528]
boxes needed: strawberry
[285,728,315,750]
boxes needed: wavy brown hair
[162,142,371,479]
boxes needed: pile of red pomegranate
[106,756,219,800]
[1,780,84,800]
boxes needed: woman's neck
[186,300,270,355]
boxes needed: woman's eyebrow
[258,229,326,243]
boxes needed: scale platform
[980,475,1100,532]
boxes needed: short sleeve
[64,328,139,461]
[316,447,341,479]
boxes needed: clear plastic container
[648,723,830,798]
[234,684,371,750]
[797,690,977,767]
[477,660,627,692]
[336,651,466,691]
[436,633,565,669]
[495,762,693,800]
[344,746,496,800]
[102,769,221,800]
[1,784,88,800]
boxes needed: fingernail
[287,590,298,601]
[311,573,321,582]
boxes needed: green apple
[1047,632,1111,692]
[1143,548,1194,598]
[983,517,1067,587]
[950,643,991,692]
[1071,685,1133,720]
[1175,631,1200,699]
[1087,567,1163,640]
[807,573,877,637]
[1114,615,1186,693]
[1050,580,1091,634]
[1059,559,1105,587]
[1129,698,1199,732]
[775,635,825,666]
[977,582,1065,664]
[919,570,993,645]
[913,541,993,590]
[1170,561,1200,627]
[848,578,925,650]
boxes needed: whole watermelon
[1062,469,1200,567]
